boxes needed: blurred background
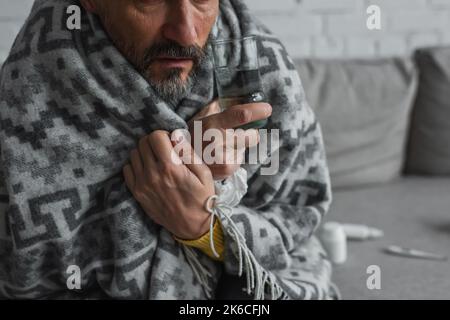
[248,0,450,58]
[0,0,449,300]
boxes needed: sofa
[294,46,450,300]
[1,45,449,300]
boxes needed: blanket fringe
[182,245,214,299]
[183,195,286,300]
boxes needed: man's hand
[123,130,215,240]
[188,101,272,180]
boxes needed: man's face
[82,0,219,103]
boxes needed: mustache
[141,41,207,69]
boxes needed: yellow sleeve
[174,220,225,261]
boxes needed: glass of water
[211,35,268,129]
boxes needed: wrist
[172,194,217,240]
[175,210,211,241]
[174,219,225,261]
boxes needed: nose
[162,1,198,47]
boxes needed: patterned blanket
[0,0,336,299]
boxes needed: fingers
[123,164,136,192]
[138,135,157,172]
[233,129,260,149]
[130,148,144,177]
[148,130,178,164]
[171,130,193,165]
[172,129,212,183]
[210,143,245,166]
[205,129,259,154]
[204,100,221,116]
[189,100,221,123]
[202,103,272,130]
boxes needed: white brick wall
[0,0,449,61]
[248,0,450,58]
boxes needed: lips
[154,57,193,68]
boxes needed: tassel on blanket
[182,245,214,299]
[183,195,286,300]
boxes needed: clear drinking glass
[211,36,268,129]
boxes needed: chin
[152,68,190,83]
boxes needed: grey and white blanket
[0,0,335,299]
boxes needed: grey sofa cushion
[329,176,450,299]
[406,46,450,175]
[295,58,418,189]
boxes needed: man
[0,0,335,299]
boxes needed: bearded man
[0,0,337,300]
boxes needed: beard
[136,40,209,106]
[99,13,209,106]
[146,67,194,106]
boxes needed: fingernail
[263,103,272,116]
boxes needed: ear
[80,0,98,13]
